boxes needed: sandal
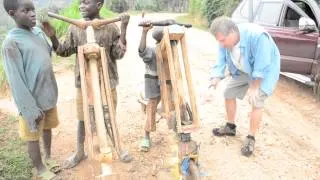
[37,169,56,180]
[241,135,255,157]
[44,159,61,173]
[212,123,236,137]
[139,137,152,152]
[119,150,133,163]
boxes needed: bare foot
[62,152,87,169]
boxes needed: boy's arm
[109,14,130,60]
[139,24,153,53]
[42,22,77,57]
[138,29,148,53]
[2,41,44,132]
[138,24,154,62]
[110,25,126,60]
[119,13,130,45]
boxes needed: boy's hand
[41,22,56,38]
[120,13,130,26]
[140,20,153,32]
[35,114,45,127]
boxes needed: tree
[109,0,129,13]
[201,0,240,25]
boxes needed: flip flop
[37,169,56,180]
[119,150,133,163]
[139,137,151,152]
[44,159,61,173]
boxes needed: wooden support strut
[78,46,96,159]
[180,35,199,131]
[156,45,170,119]
[100,47,122,157]
[162,27,183,133]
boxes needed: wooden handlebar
[48,12,121,29]
[138,20,192,28]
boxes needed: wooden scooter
[139,19,201,179]
[47,12,127,179]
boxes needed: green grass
[52,53,76,70]
[176,14,208,30]
[0,57,8,94]
[127,10,145,16]
[0,113,32,180]
[52,0,117,37]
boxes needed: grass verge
[0,112,32,179]
[176,14,208,30]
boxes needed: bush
[189,0,202,15]
[52,0,116,37]
[109,0,129,13]
[201,0,240,25]
[134,0,160,12]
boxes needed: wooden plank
[169,33,184,41]
[156,45,169,119]
[99,67,116,153]
[160,34,175,115]
[87,50,112,159]
[162,58,175,112]
[163,28,182,133]
[180,35,200,130]
[100,67,108,106]
[78,46,96,159]
[100,47,122,157]
[171,41,186,133]
[168,25,185,41]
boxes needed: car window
[293,0,318,26]
[240,0,261,18]
[254,2,283,25]
[283,7,301,27]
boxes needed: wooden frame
[156,27,199,133]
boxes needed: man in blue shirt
[209,16,280,157]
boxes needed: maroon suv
[232,0,320,98]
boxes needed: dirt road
[0,13,319,179]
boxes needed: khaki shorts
[224,72,268,108]
[76,88,118,121]
[19,107,59,141]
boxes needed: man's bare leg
[249,107,263,136]
[225,99,237,123]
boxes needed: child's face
[10,0,36,30]
[79,0,102,19]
